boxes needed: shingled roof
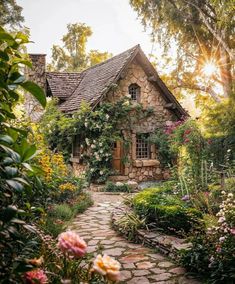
[46,45,187,118]
[46,72,83,100]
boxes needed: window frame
[136,133,151,159]
[128,83,140,102]
[72,135,81,158]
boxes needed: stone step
[108,175,129,182]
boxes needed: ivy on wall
[40,97,154,182]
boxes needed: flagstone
[69,191,200,284]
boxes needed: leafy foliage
[0,27,46,281]
[181,192,235,283]
[130,0,234,102]
[133,185,203,236]
[104,181,131,193]
[0,0,24,28]
[40,97,153,183]
[48,23,112,72]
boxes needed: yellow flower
[59,182,77,192]
[92,254,121,281]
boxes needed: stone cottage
[26,45,187,182]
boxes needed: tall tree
[130,0,235,102]
[49,23,112,72]
[0,0,24,28]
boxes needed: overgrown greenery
[130,0,234,102]
[133,184,203,236]
[48,23,112,72]
[104,181,131,193]
[0,27,47,282]
[40,98,153,183]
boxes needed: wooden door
[112,141,124,174]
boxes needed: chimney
[24,54,47,121]
[25,54,46,90]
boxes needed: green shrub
[49,204,73,221]
[71,193,94,214]
[133,187,203,235]
[104,181,131,192]
[43,217,65,238]
[180,192,235,283]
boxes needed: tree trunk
[219,47,233,98]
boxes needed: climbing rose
[92,254,121,281]
[57,231,87,258]
[24,269,48,284]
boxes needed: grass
[42,192,93,237]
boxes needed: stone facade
[106,60,177,182]
[24,54,46,121]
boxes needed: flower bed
[111,205,191,260]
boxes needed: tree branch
[183,0,234,61]
[172,80,221,102]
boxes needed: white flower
[85,122,88,127]
[100,149,103,153]
[85,138,90,145]
[228,193,233,198]
[123,101,130,106]
[218,217,225,223]
[91,144,95,149]
[105,114,109,120]
[99,171,103,175]
[219,236,225,242]
[222,191,226,195]
[99,142,103,147]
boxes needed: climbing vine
[40,97,154,183]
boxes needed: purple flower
[181,195,190,201]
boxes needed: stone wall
[24,54,46,121]
[72,160,86,177]
[106,60,177,182]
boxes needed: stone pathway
[69,192,200,284]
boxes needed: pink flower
[230,228,235,235]
[24,269,48,284]
[92,254,121,281]
[58,231,87,258]
[182,195,190,201]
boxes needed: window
[136,133,150,159]
[129,84,140,101]
[73,135,80,157]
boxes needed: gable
[46,45,187,118]
[107,60,179,124]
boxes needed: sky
[17,0,154,63]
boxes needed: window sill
[70,157,80,163]
[133,159,160,167]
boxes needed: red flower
[24,269,48,284]
[184,129,191,135]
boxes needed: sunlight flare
[202,61,217,76]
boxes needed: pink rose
[58,231,87,258]
[24,269,48,284]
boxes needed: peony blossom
[24,269,48,284]
[93,254,121,281]
[57,231,87,258]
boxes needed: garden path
[69,192,200,284]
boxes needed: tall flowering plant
[181,192,235,282]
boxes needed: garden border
[111,205,192,260]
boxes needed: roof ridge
[61,44,140,106]
[79,44,140,75]
[47,71,81,75]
